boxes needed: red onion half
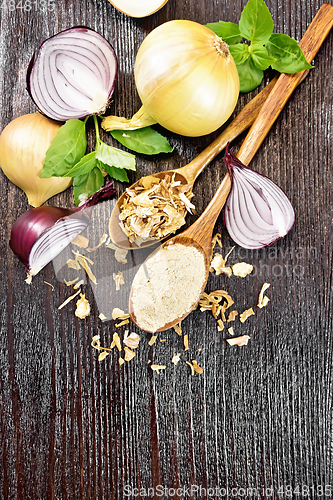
[9,181,116,277]
[27,27,118,122]
[224,146,295,249]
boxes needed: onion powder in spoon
[130,242,206,332]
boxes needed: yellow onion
[108,0,168,17]
[0,113,72,207]
[102,20,239,137]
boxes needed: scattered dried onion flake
[75,293,90,319]
[115,319,130,327]
[98,351,109,361]
[124,347,135,361]
[239,307,255,323]
[184,334,189,351]
[257,283,271,308]
[58,289,81,310]
[113,271,125,290]
[66,258,81,270]
[148,335,157,346]
[226,335,250,347]
[232,262,253,277]
[71,234,89,248]
[192,360,203,374]
[210,253,232,277]
[64,277,80,286]
[172,353,181,365]
[87,233,108,252]
[124,332,140,349]
[217,319,224,331]
[111,333,122,351]
[112,308,128,320]
[186,361,195,376]
[227,310,238,322]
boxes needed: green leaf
[205,21,241,45]
[101,162,129,183]
[110,127,174,155]
[249,43,276,70]
[73,168,104,206]
[229,43,250,66]
[239,0,273,44]
[95,140,136,171]
[64,151,97,177]
[40,119,87,178]
[266,33,313,73]
[237,57,264,92]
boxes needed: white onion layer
[29,218,88,276]
[28,27,118,121]
[224,151,295,249]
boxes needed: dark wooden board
[0,1,332,499]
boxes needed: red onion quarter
[224,146,295,249]
[27,27,118,122]
[9,181,116,277]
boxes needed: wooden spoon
[109,76,278,249]
[129,3,333,333]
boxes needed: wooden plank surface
[0,1,332,499]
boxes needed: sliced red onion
[9,181,116,277]
[27,27,118,122]
[224,146,295,249]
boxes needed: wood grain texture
[0,1,332,499]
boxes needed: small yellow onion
[0,113,72,207]
[102,20,239,137]
[108,0,168,18]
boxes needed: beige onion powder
[131,242,206,332]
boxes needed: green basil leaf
[239,0,273,44]
[40,119,87,178]
[64,151,97,177]
[111,127,173,155]
[249,43,276,70]
[266,33,313,73]
[95,140,136,171]
[101,162,129,183]
[229,43,250,66]
[205,21,241,45]
[237,57,264,92]
[73,167,104,206]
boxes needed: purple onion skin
[223,144,295,249]
[9,207,76,270]
[9,180,116,272]
[27,27,118,122]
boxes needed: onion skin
[0,113,72,207]
[108,0,168,17]
[9,206,78,271]
[9,180,116,276]
[134,20,240,137]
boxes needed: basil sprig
[40,115,137,204]
[206,0,312,92]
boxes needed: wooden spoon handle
[237,2,333,165]
[179,77,278,184]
